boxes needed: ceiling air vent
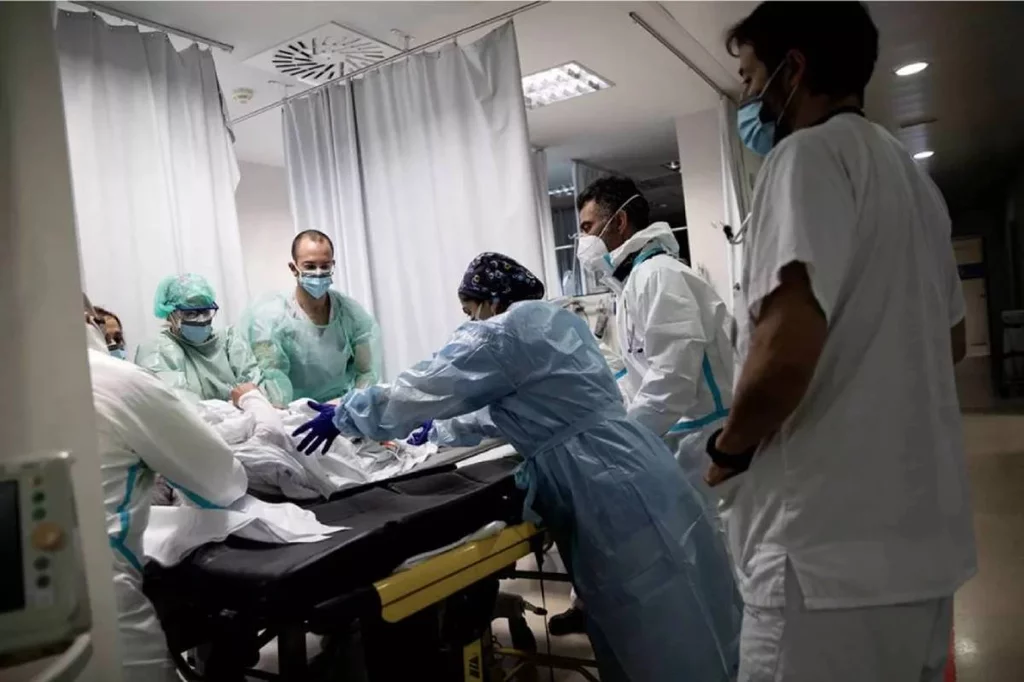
[244,22,399,86]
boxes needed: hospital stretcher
[143,452,572,681]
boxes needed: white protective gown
[612,222,735,507]
[88,342,248,682]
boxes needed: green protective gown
[238,289,381,404]
[134,326,288,406]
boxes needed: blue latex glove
[407,420,434,446]
[292,401,340,455]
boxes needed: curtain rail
[628,12,734,102]
[70,1,235,53]
[231,1,548,125]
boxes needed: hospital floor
[949,356,1024,681]
[253,357,1024,681]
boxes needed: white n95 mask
[576,193,640,279]
[577,234,613,279]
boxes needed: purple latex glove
[292,401,340,455]
[407,420,434,446]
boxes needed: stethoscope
[627,328,643,355]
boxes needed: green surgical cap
[153,273,218,319]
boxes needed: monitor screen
[0,480,25,614]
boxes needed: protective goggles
[296,264,334,277]
[176,307,218,324]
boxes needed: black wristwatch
[705,428,756,472]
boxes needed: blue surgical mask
[109,347,127,360]
[179,323,213,344]
[299,274,332,300]
[736,60,791,156]
[737,99,776,156]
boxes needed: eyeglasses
[296,263,334,277]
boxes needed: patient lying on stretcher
[189,384,438,500]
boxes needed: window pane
[552,207,577,248]
[555,249,610,297]
[556,248,582,296]
[671,228,691,263]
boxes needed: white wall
[676,107,732,302]
[0,3,121,679]
[235,161,296,299]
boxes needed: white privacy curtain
[284,84,376,313]
[532,149,560,296]
[285,23,543,377]
[57,11,247,348]
[571,160,610,202]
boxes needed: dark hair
[94,306,121,328]
[291,229,335,260]
[726,1,878,102]
[576,176,650,233]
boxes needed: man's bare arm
[714,263,828,460]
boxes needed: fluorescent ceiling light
[895,61,929,77]
[523,62,613,110]
[913,150,934,160]
[548,185,574,197]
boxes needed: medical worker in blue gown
[294,253,742,681]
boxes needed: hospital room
[3,1,1024,681]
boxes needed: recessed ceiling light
[663,160,681,172]
[895,61,929,77]
[232,87,255,104]
[913,150,934,160]
[522,62,613,110]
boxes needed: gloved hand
[407,420,434,446]
[292,401,340,455]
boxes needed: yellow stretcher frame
[372,521,600,681]
[374,523,541,623]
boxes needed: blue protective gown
[333,301,741,681]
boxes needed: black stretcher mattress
[144,457,524,625]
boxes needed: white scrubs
[728,112,976,680]
[89,343,248,682]
[613,222,734,506]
